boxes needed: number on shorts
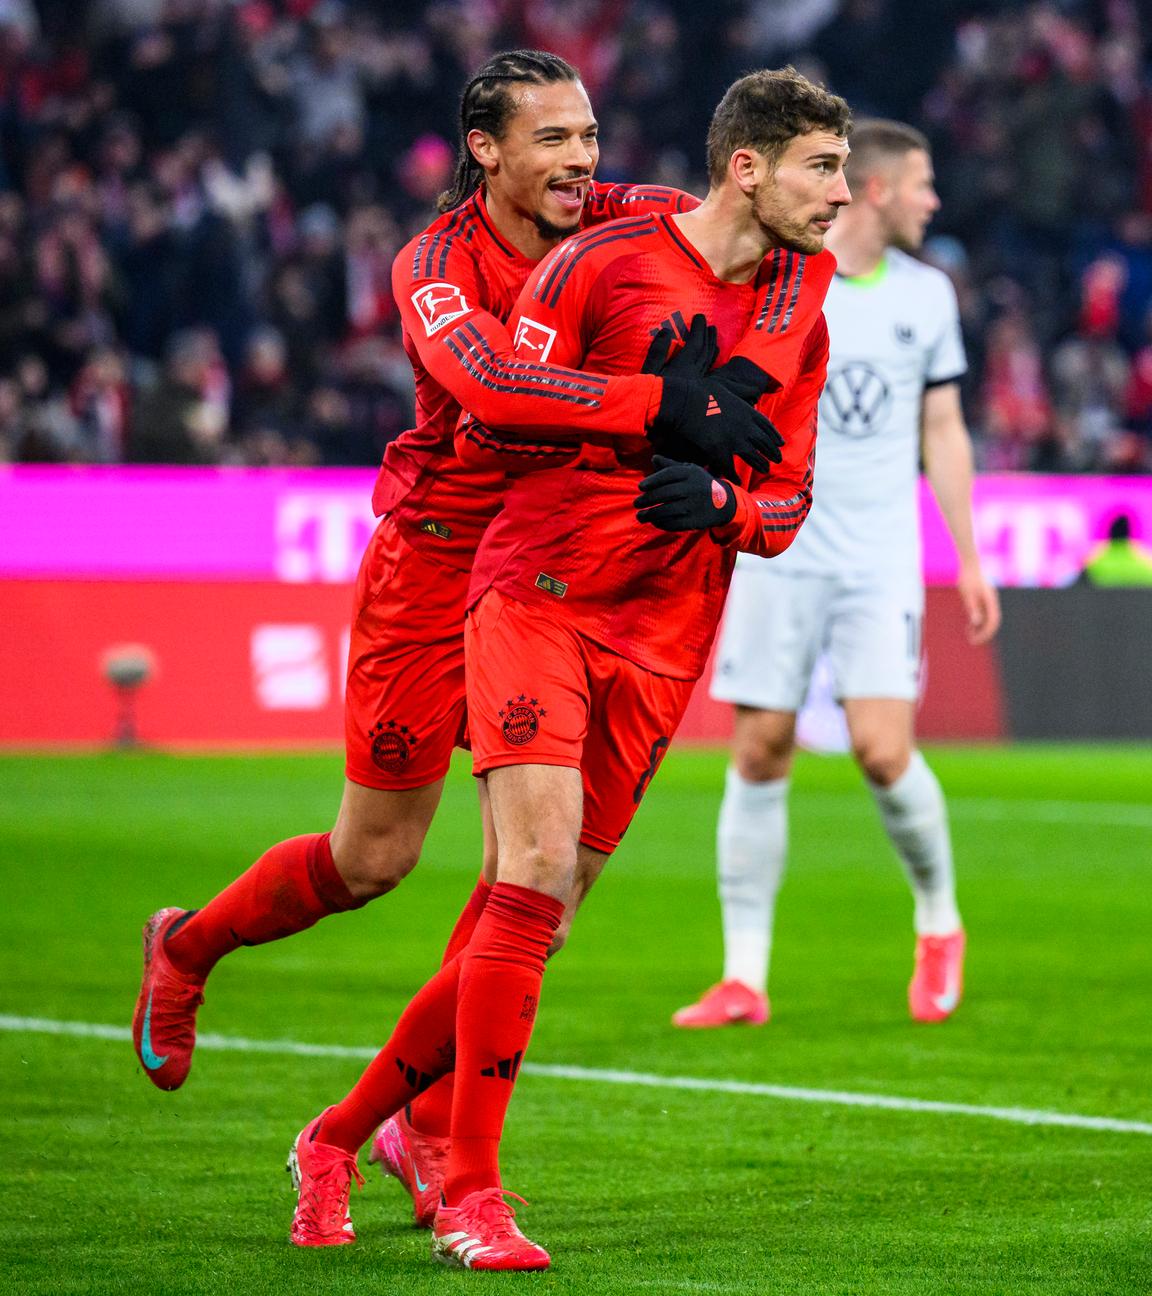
[633,736,671,805]
[904,611,922,661]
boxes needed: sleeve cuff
[709,480,750,544]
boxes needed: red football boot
[287,1111,365,1247]
[909,929,966,1023]
[131,908,205,1091]
[671,979,770,1028]
[368,1108,449,1228]
[432,1189,550,1271]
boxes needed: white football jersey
[760,248,966,581]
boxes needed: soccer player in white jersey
[674,119,1001,1029]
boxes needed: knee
[853,737,911,789]
[501,840,577,901]
[331,827,421,900]
[732,727,794,783]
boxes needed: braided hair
[438,49,580,213]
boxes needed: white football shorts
[710,561,924,710]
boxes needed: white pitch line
[532,1063,1152,1135]
[3,1014,1150,1137]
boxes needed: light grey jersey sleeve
[924,271,967,388]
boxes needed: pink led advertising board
[2,466,1150,587]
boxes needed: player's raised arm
[394,236,660,442]
[454,225,786,475]
[455,224,835,475]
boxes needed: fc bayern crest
[370,720,418,772]
[499,694,547,746]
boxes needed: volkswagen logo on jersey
[822,362,893,438]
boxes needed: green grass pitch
[1,746,1150,1295]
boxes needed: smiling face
[751,129,852,255]
[469,79,599,240]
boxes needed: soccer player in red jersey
[285,69,851,1272]
[132,44,776,1179]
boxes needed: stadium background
[2,0,1152,745]
[2,4,1151,1293]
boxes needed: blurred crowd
[0,0,1150,471]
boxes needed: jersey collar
[656,213,711,273]
[837,254,888,287]
[471,189,521,261]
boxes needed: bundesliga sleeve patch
[513,317,558,363]
[413,282,472,336]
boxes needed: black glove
[642,312,782,477]
[708,355,777,404]
[642,312,719,380]
[653,375,783,479]
[644,323,775,406]
[634,455,737,532]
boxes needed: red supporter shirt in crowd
[377,183,698,570]
[464,213,832,680]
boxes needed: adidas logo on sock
[395,1056,435,1094]
[705,395,722,416]
[480,1051,523,1081]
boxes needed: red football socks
[440,876,495,966]
[407,876,492,1139]
[318,954,463,1153]
[316,881,560,1166]
[164,833,361,980]
[443,882,564,1203]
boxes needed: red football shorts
[465,588,695,854]
[345,516,469,791]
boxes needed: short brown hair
[845,118,930,183]
[706,66,852,187]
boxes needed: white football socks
[717,766,789,993]
[869,750,961,936]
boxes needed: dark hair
[438,49,581,212]
[845,118,931,183]
[706,66,852,188]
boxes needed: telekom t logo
[275,493,377,583]
[975,500,1088,587]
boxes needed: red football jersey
[377,183,697,569]
[466,213,831,680]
